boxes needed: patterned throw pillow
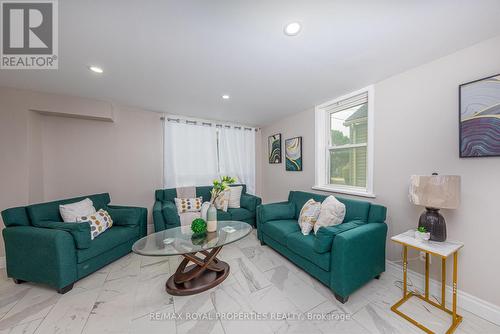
[211,189,230,212]
[77,209,113,240]
[174,197,202,213]
[298,199,321,235]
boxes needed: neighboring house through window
[314,86,374,198]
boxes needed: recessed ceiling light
[222,94,230,100]
[88,66,103,74]
[284,22,301,36]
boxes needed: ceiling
[1,0,500,126]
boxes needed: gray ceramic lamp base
[418,208,447,242]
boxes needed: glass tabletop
[132,221,252,256]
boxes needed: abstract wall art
[268,133,282,163]
[285,136,302,171]
[459,74,500,157]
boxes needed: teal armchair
[1,193,147,293]
[154,185,261,231]
[257,191,387,303]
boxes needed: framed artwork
[285,136,302,171]
[459,74,500,157]
[268,133,282,163]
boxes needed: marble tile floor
[0,230,499,334]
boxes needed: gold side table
[391,231,464,334]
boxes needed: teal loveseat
[1,193,147,293]
[257,191,387,303]
[153,185,261,231]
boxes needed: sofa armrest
[368,204,387,224]
[32,220,91,249]
[108,205,148,237]
[330,223,387,298]
[256,202,295,241]
[160,201,181,230]
[2,226,77,289]
[153,201,166,232]
[240,194,262,212]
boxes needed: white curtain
[218,127,256,194]
[164,121,219,188]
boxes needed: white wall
[259,35,500,307]
[0,87,164,258]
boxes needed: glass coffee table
[132,221,252,296]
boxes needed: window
[314,86,374,197]
[163,117,256,194]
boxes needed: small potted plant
[415,226,430,242]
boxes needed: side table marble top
[391,230,464,258]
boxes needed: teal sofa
[154,185,261,231]
[257,191,387,303]
[1,193,147,294]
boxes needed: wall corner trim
[385,260,500,326]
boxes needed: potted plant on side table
[415,226,431,242]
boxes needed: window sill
[311,185,376,199]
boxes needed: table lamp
[408,173,461,242]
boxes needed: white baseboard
[0,257,5,269]
[386,260,500,326]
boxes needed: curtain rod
[160,116,258,131]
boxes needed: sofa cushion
[262,219,299,246]
[216,209,232,221]
[228,208,254,221]
[77,226,138,263]
[288,191,371,223]
[107,207,141,227]
[27,193,111,225]
[286,232,331,271]
[260,203,296,222]
[195,186,213,203]
[336,198,370,223]
[288,191,328,219]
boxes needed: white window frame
[313,85,375,198]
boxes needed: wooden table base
[166,246,230,296]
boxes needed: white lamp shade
[409,175,461,209]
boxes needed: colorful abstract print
[268,134,282,163]
[460,75,500,157]
[285,137,302,171]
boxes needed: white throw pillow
[174,197,202,213]
[77,209,113,240]
[298,199,321,235]
[314,196,346,234]
[211,189,230,212]
[59,198,96,222]
[200,201,211,220]
[228,186,243,209]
